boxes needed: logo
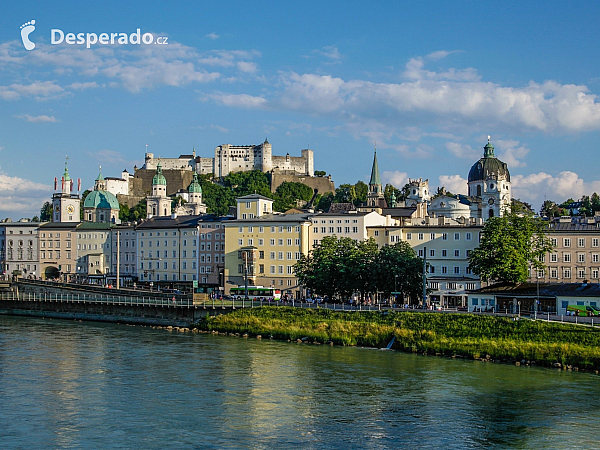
[20,20,36,50]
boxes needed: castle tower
[52,157,80,223]
[367,149,386,208]
[261,137,273,173]
[146,162,171,218]
[467,136,511,219]
[406,178,430,206]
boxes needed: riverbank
[196,307,600,370]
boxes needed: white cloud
[493,139,530,168]
[314,45,342,62]
[68,81,101,90]
[210,124,229,133]
[512,171,600,207]
[208,93,268,108]
[236,61,258,73]
[446,142,480,160]
[206,33,219,40]
[438,175,468,195]
[0,81,66,101]
[382,170,408,187]
[0,173,52,215]
[15,114,59,123]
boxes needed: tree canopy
[294,236,425,303]
[468,213,553,284]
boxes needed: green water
[0,316,598,449]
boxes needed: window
[593,269,599,279]
[429,282,439,290]
[287,252,292,260]
[418,249,424,257]
[430,249,435,257]
[429,266,435,274]
[374,230,379,236]
[270,239,275,246]
[287,239,292,246]
[406,233,412,240]
[442,233,448,240]
[259,239,264,246]
[259,264,264,274]
[550,268,558,278]
[418,233,424,240]
[238,239,243,246]
[454,266,460,274]
[564,268,571,278]
[466,250,472,258]
[352,227,358,233]
[466,232,472,241]
[578,253,585,263]
[248,239,253,246]
[278,265,284,274]
[578,238,585,247]
[593,254,599,263]
[259,251,265,259]
[578,268,586,278]
[321,227,326,233]
[564,253,571,263]
[270,252,275,260]
[287,265,294,274]
[295,252,300,260]
[278,252,283,260]
[430,233,435,240]
[466,283,476,290]
[550,253,558,263]
[442,266,447,274]
[454,233,460,240]
[313,227,318,233]
[564,238,571,247]
[442,250,447,257]
[593,238,599,248]
[454,250,460,257]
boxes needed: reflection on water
[0,316,598,449]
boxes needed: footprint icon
[20,20,36,51]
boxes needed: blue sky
[2,0,600,219]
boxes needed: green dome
[152,162,167,186]
[468,140,510,183]
[188,172,202,193]
[83,190,120,210]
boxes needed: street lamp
[394,274,398,305]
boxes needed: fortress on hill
[120,139,334,206]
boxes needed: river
[0,315,598,449]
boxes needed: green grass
[196,307,600,370]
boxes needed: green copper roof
[96,166,104,181]
[83,190,119,210]
[188,172,202,193]
[369,150,381,187]
[468,138,510,183]
[152,162,167,185]
[63,158,71,182]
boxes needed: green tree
[127,200,147,221]
[374,241,424,303]
[539,200,565,218]
[314,170,327,177]
[80,189,91,220]
[40,202,52,221]
[315,192,334,212]
[468,213,553,284]
[353,181,368,206]
[273,181,313,211]
[347,238,379,299]
[511,198,534,216]
[119,203,130,221]
[591,193,600,214]
[334,184,356,204]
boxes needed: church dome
[152,162,167,185]
[188,172,202,193]
[468,139,510,183]
[84,190,120,210]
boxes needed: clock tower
[52,158,81,223]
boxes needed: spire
[188,172,202,194]
[369,147,381,187]
[152,161,167,186]
[96,165,104,182]
[63,156,71,182]
[483,135,495,158]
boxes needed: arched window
[477,185,482,197]
[488,209,494,218]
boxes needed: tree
[468,213,553,284]
[273,181,313,211]
[40,202,52,221]
[315,192,334,212]
[539,200,565,218]
[127,200,147,221]
[314,170,327,177]
[511,198,534,216]
[119,203,130,221]
[353,181,368,206]
[80,189,91,220]
[374,241,424,302]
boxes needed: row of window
[428,282,477,290]
[40,233,71,238]
[546,253,600,263]
[140,261,212,271]
[139,239,197,248]
[40,251,71,259]
[313,219,358,224]
[552,237,600,247]
[139,230,200,237]
[4,240,34,247]
[404,232,474,241]
[238,226,302,233]
[546,268,600,279]
[428,266,472,275]
[238,264,295,275]
[313,227,359,234]
[239,238,301,247]
[417,249,473,258]
[41,241,71,248]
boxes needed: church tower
[406,178,430,206]
[467,136,511,219]
[186,172,207,215]
[146,162,172,218]
[52,158,80,223]
[367,149,386,208]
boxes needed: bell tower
[52,157,80,222]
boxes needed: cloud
[206,33,219,40]
[382,170,408,187]
[0,173,52,215]
[0,81,66,101]
[210,124,229,133]
[86,149,141,170]
[15,114,59,123]
[493,139,530,168]
[313,45,342,62]
[236,61,258,73]
[68,81,101,90]
[208,93,268,108]
[512,171,600,207]
[438,174,468,195]
[446,142,480,160]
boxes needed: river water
[0,316,599,449]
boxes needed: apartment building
[38,222,78,280]
[0,222,41,279]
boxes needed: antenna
[487,135,491,142]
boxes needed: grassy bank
[197,307,600,370]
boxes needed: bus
[230,286,281,300]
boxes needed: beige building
[0,222,41,279]
[38,222,78,280]
[368,220,483,307]
[75,222,112,281]
[530,216,600,284]
[223,195,312,297]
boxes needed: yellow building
[223,195,312,298]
